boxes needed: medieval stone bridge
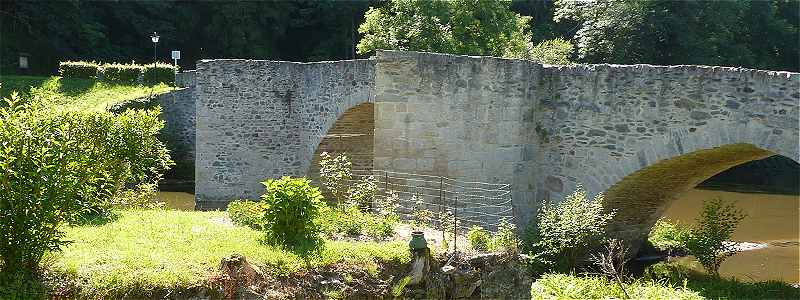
[191,50,799,247]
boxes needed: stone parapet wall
[193,51,799,243]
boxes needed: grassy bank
[0,75,170,111]
[39,210,409,298]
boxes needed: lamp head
[150,32,160,43]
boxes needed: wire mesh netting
[348,169,514,233]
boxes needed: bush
[143,62,177,86]
[492,219,520,253]
[318,205,398,239]
[648,218,691,254]
[526,186,615,273]
[685,198,746,276]
[111,181,164,210]
[102,63,142,84]
[467,226,491,252]
[227,200,267,230]
[645,262,800,299]
[260,176,325,248]
[318,152,352,207]
[59,61,100,79]
[0,92,172,274]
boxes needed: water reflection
[662,188,799,283]
[156,191,195,211]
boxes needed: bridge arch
[194,59,374,209]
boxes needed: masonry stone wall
[195,59,375,209]
[194,51,799,245]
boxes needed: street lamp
[150,32,160,68]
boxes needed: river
[661,188,799,283]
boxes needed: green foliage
[684,198,746,276]
[648,218,691,254]
[111,181,165,210]
[318,152,352,207]
[492,218,520,254]
[260,176,325,248]
[410,196,433,230]
[357,0,533,58]
[554,0,799,71]
[40,210,410,298]
[101,63,143,84]
[349,175,378,209]
[645,262,800,299]
[467,226,491,252]
[529,38,573,65]
[142,62,177,86]
[227,200,268,230]
[58,61,100,79]
[526,186,615,273]
[531,273,702,300]
[0,92,172,274]
[318,206,398,239]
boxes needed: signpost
[171,50,180,68]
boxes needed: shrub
[143,62,177,86]
[318,205,398,239]
[59,61,100,79]
[102,63,143,84]
[467,226,491,252]
[492,218,520,254]
[349,175,378,209]
[111,181,164,210]
[685,198,746,276]
[526,186,615,273]
[645,262,800,299]
[260,176,325,248]
[227,200,268,230]
[318,152,352,207]
[648,218,691,254]
[0,92,172,274]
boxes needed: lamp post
[150,32,160,69]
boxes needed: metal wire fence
[348,169,514,233]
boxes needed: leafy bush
[685,198,746,276]
[59,61,99,79]
[0,92,172,274]
[526,186,615,273]
[260,176,325,248]
[530,38,574,65]
[227,200,267,230]
[111,181,164,210]
[467,226,491,252]
[318,152,352,207]
[318,205,397,239]
[530,273,702,300]
[102,63,143,84]
[349,175,378,209]
[143,62,177,86]
[492,219,520,254]
[648,218,691,254]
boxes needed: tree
[357,0,533,58]
[554,0,799,71]
[685,198,746,276]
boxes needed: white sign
[171,50,181,60]
[19,56,28,69]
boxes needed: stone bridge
[192,50,799,249]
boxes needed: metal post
[453,194,458,253]
[440,176,444,250]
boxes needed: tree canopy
[1,0,797,74]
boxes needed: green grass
[0,75,171,112]
[531,273,702,300]
[44,210,410,297]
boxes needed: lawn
[0,75,171,112]
[44,210,409,298]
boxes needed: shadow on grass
[0,270,47,300]
[258,235,324,259]
[645,262,800,299]
[69,210,120,226]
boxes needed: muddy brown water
[661,188,799,283]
